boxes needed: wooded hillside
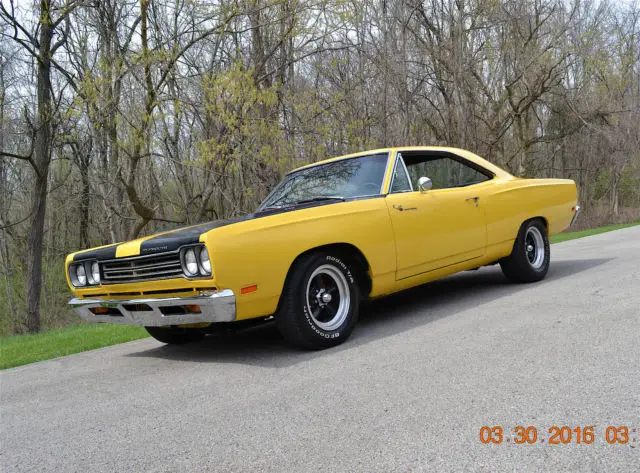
[1,0,639,334]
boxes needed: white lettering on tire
[325,256,355,283]
[302,303,340,338]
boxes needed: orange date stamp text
[479,425,638,445]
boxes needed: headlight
[200,247,211,275]
[184,248,198,276]
[76,264,87,286]
[69,264,82,287]
[90,261,100,284]
[69,261,100,287]
[180,245,212,278]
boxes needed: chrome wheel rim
[525,226,545,269]
[305,264,350,331]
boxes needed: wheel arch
[524,215,549,234]
[275,243,373,313]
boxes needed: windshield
[258,153,389,210]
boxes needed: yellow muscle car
[66,147,580,349]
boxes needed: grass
[550,221,639,243]
[0,324,149,370]
[2,221,638,370]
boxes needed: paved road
[2,227,639,473]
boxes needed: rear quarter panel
[202,198,396,320]
[486,178,578,256]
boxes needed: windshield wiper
[257,204,293,212]
[295,196,346,205]
[258,196,345,212]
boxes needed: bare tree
[1,0,79,332]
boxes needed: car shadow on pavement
[126,257,612,367]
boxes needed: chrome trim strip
[103,260,182,273]
[401,154,413,192]
[68,290,236,326]
[388,152,413,194]
[570,204,581,227]
[103,269,183,280]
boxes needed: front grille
[101,252,184,284]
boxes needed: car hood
[70,198,366,262]
[71,215,257,261]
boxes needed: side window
[390,156,412,193]
[403,154,491,190]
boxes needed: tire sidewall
[296,254,359,344]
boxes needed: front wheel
[276,252,361,349]
[145,326,205,344]
[500,219,550,283]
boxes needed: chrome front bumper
[69,290,236,327]
[570,204,581,227]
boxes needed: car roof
[288,146,511,179]
[287,148,392,174]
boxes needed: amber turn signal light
[90,307,109,315]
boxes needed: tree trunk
[25,2,54,333]
[79,157,90,248]
[610,169,621,217]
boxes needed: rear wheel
[500,219,550,283]
[145,326,205,344]
[276,252,360,349]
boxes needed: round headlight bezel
[180,245,212,279]
[199,247,211,275]
[69,264,81,287]
[69,260,101,287]
[89,261,100,285]
[183,248,199,276]
[76,264,87,286]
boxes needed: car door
[384,151,490,280]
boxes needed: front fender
[202,197,396,320]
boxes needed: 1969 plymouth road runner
[67,147,580,349]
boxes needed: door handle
[393,204,417,212]
[466,196,479,207]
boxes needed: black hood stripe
[72,244,118,262]
[139,216,255,254]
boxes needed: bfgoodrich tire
[276,252,361,349]
[145,326,205,344]
[500,219,550,283]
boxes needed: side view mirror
[418,176,432,193]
